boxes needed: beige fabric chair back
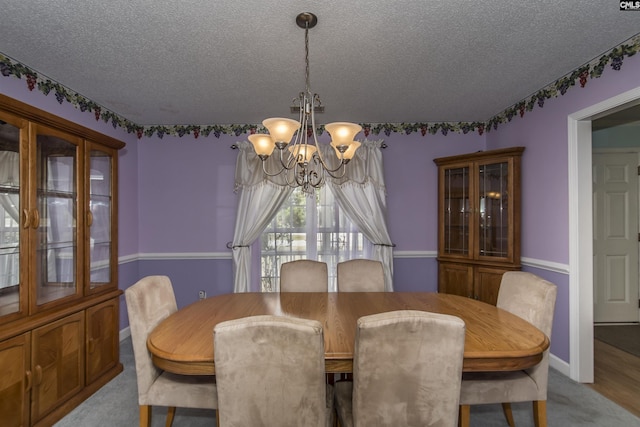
[349,310,465,427]
[125,276,217,427]
[337,259,385,292]
[214,315,331,427]
[125,275,178,403]
[457,271,558,427]
[280,259,328,292]
[497,271,557,400]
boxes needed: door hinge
[637,165,640,175]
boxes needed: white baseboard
[550,352,572,379]
[119,326,131,342]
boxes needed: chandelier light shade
[325,122,362,151]
[262,117,300,146]
[248,12,362,192]
[247,134,277,158]
[288,144,317,164]
[331,140,361,160]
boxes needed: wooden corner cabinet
[0,94,124,427]
[434,147,524,305]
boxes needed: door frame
[568,85,640,382]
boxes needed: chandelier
[248,12,362,192]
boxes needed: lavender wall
[116,141,139,327]
[383,130,485,293]
[486,52,640,264]
[130,129,483,298]
[3,49,640,366]
[132,130,484,255]
[118,140,139,257]
[0,75,135,145]
[137,136,238,253]
[384,131,485,251]
[486,52,640,362]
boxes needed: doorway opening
[569,86,640,382]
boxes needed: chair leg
[326,373,335,385]
[458,405,470,427]
[502,402,515,427]
[165,406,176,427]
[139,405,151,427]
[533,400,547,427]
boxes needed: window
[260,185,370,292]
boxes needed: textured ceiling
[0,1,639,127]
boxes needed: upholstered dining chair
[280,259,329,292]
[458,271,558,427]
[213,315,335,427]
[336,259,386,381]
[337,259,385,292]
[334,310,466,427]
[125,275,218,427]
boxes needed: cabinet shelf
[0,183,19,192]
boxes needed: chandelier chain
[304,25,310,96]
[248,12,362,194]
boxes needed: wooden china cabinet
[0,94,124,427]
[434,147,524,305]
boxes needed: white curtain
[88,154,113,282]
[231,141,294,292]
[323,139,395,291]
[0,151,19,220]
[0,151,20,288]
[232,138,394,292]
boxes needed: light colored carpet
[54,337,640,427]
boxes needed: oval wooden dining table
[147,292,549,375]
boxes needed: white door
[593,152,640,323]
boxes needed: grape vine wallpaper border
[1,33,639,140]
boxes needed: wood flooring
[586,339,640,418]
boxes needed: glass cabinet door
[442,165,471,256]
[436,147,523,304]
[87,146,114,291]
[478,160,510,259]
[0,113,27,320]
[33,126,82,307]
